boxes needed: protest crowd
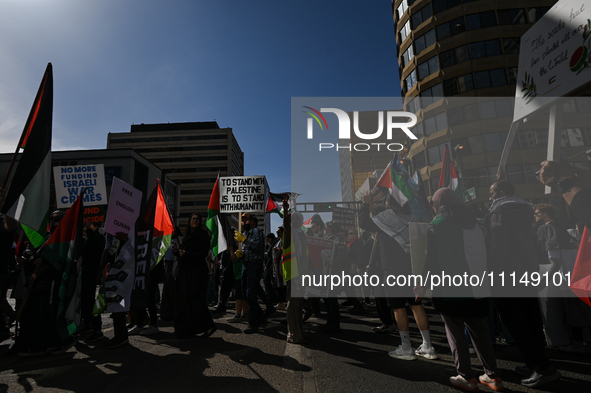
[0,156,589,392]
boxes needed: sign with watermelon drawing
[513,0,591,122]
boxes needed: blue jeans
[242,262,265,326]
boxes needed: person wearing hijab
[172,214,216,339]
[415,188,501,392]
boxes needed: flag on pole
[2,63,53,248]
[375,157,415,206]
[438,146,462,199]
[410,170,434,219]
[265,191,283,217]
[569,227,591,308]
[206,176,227,258]
[41,189,85,338]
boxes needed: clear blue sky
[0,0,401,229]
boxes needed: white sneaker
[388,345,417,360]
[450,375,479,391]
[127,325,143,335]
[415,343,438,359]
[140,325,160,336]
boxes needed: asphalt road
[1,299,590,393]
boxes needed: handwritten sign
[104,177,142,236]
[53,164,107,209]
[514,0,591,121]
[219,176,268,213]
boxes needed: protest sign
[306,236,336,297]
[332,206,355,231]
[53,164,107,209]
[104,177,142,236]
[219,176,268,213]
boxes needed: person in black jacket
[80,222,106,343]
[486,181,561,388]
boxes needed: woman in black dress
[173,213,216,339]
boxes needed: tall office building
[107,121,244,223]
[392,0,591,220]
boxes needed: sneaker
[372,324,397,334]
[415,343,438,359]
[479,374,504,391]
[275,302,286,310]
[51,337,77,355]
[140,325,160,336]
[258,320,268,329]
[515,364,533,377]
[227,315,242,323]
[449,375,479,391]
[104,336,129,349]
[84,332,105,344]
[127,325,143,335]
[243,324,259,334]
[520,369,561,388]
[241,315,249,322]
[388,345,417,360]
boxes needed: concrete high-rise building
[107,122,244,223]
[392,0,591,222]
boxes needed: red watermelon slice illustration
[570,46,588,72]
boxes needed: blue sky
[0,0,401,229]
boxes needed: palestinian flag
[265,191,283,217]
[2,63,53,248]
[375,160,415,207]
[438,146,462,199]
[267,191,300,216]
[569,227,591,308]
[206,176,227,258]
[41,189,85,338]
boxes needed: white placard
[53,164,107,208]
[104,177,142,236]
[514,0,591,122]
[219,176,268,213]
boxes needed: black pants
[376,297,394,325]
[218,264,235,307]
[494,297,550,371]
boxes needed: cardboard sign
[219,176,268,213]
[104,177,142,236]
[83,205,107,225]
[332,206,355,231]
[514,0,591,121]
[54,164,107,209]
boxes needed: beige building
[107,122,244,224]
[392,0,590,222]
